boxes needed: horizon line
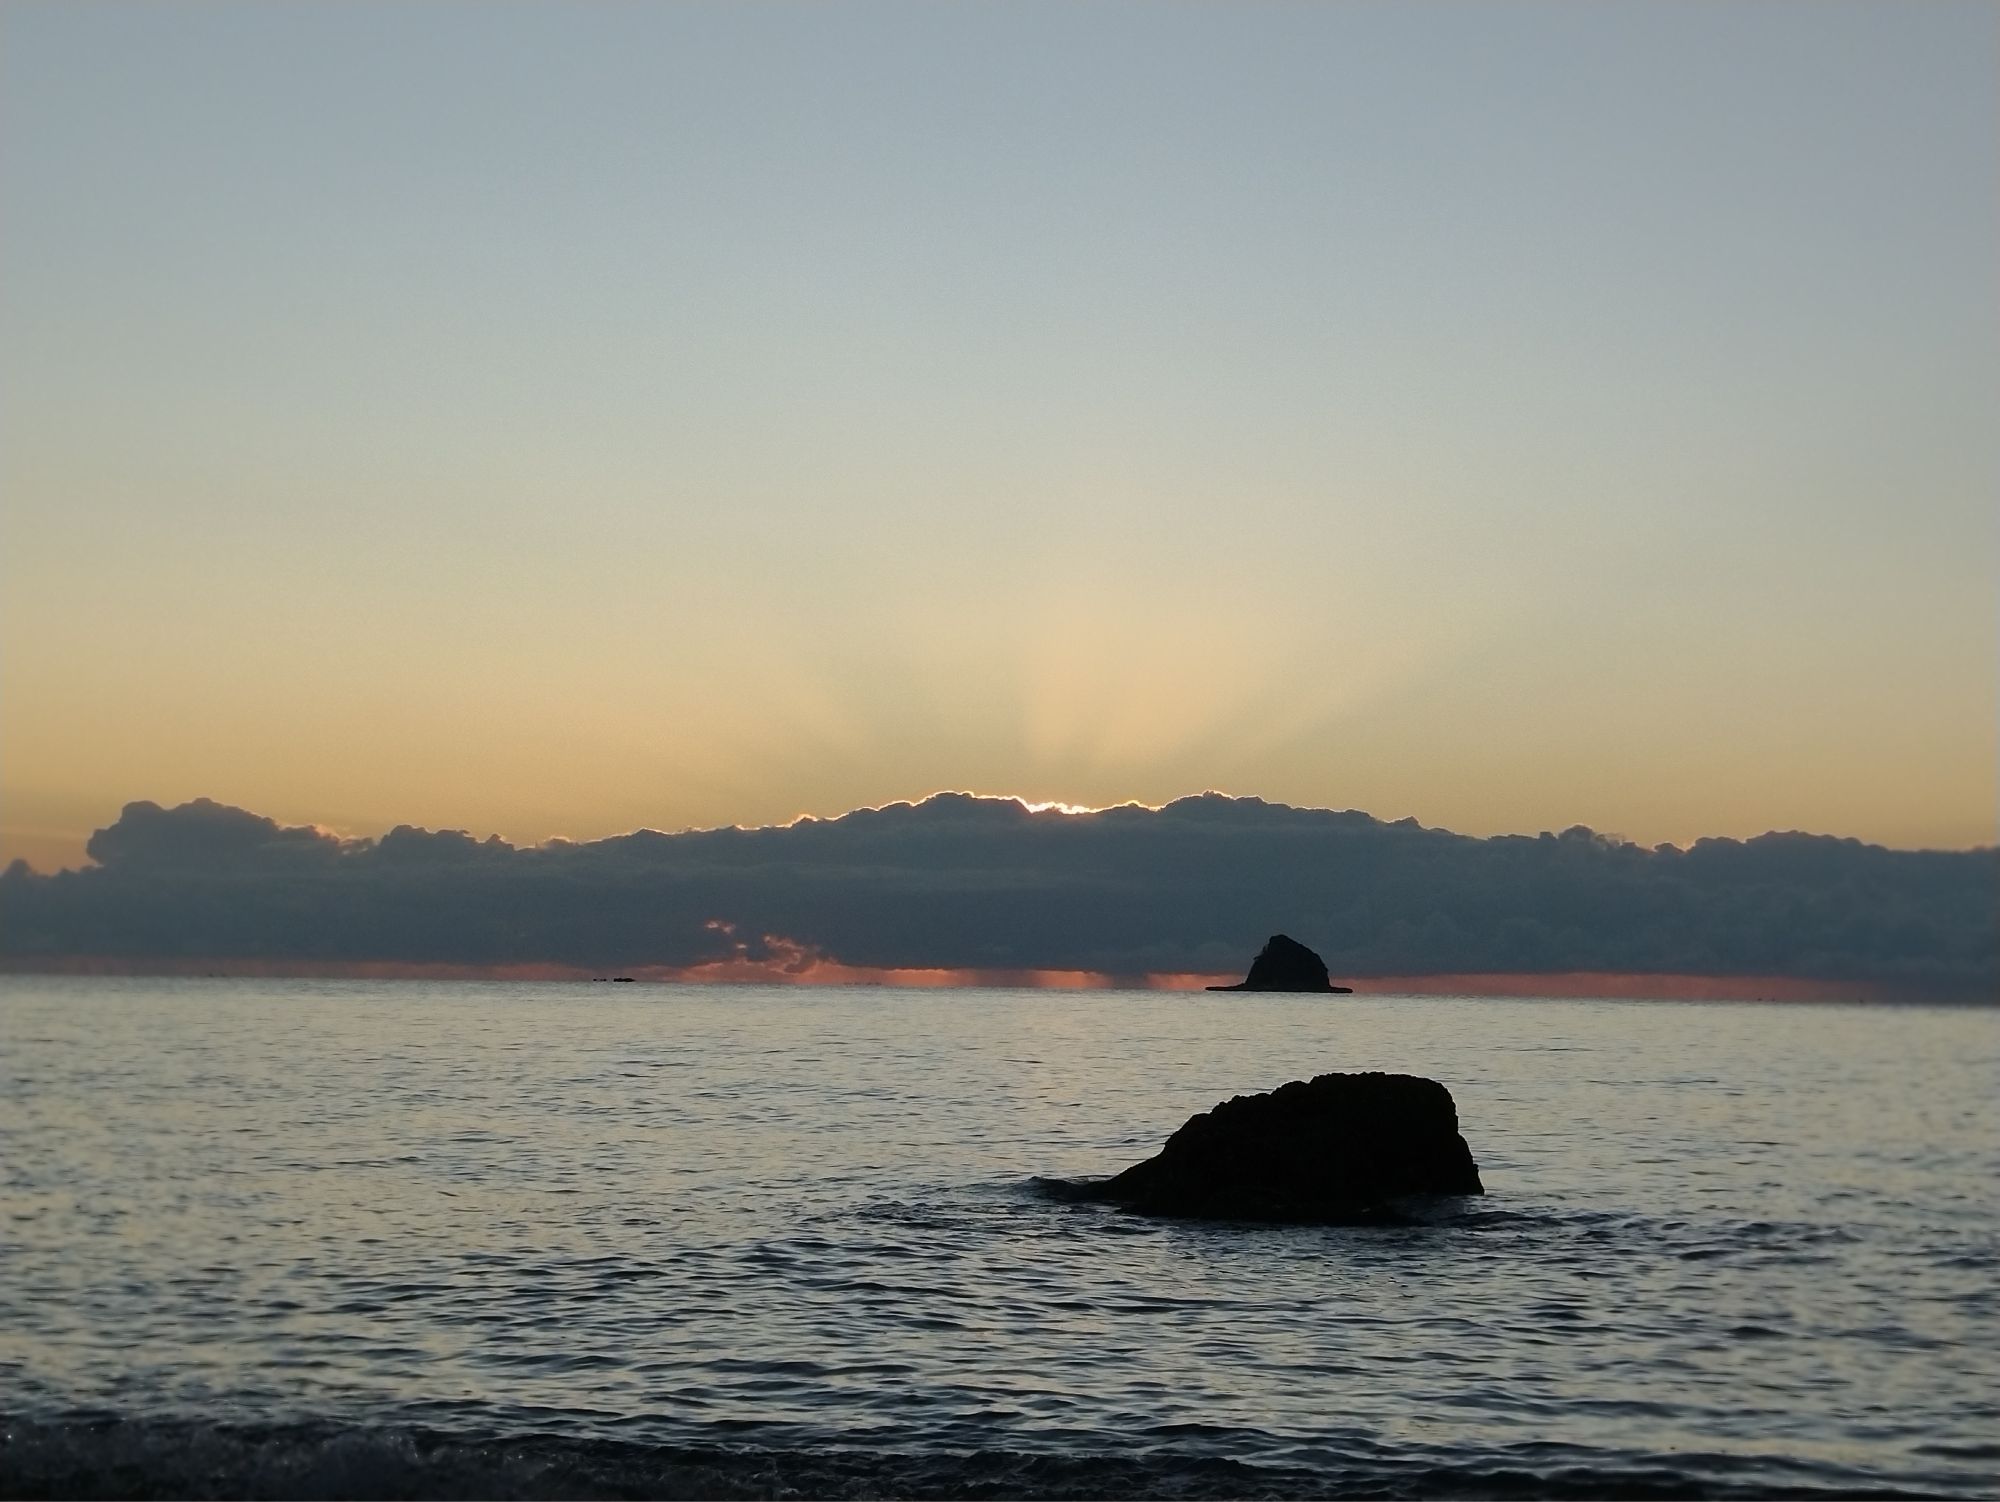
[0,956,1976,1005]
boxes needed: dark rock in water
[1080,1072,1482,1222]
[1207,933,1354,992]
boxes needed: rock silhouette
[1207,933,1354,992]
[1080,1072,1483,1222]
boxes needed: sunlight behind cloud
[0,3,1992,865]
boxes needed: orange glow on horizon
[0,953,1236,990]
[671,927,1229,989]
[0,955,1919,1001]
[1344,972,1877,1002]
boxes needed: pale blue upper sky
[3,3,1994,866]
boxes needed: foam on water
[1,978,1994,1498]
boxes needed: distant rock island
[1074,1072,1483,1223]
[1208,933,1354,992]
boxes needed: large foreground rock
[1207,934,1353,992]
[1083,1072,1482,1222]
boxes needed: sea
[1,977,1994,1499]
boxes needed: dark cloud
[3,793,1993,996]
[82,798,349,870]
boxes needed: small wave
[0,1413,1961,1501]
[1022,1177,1472,1229]
[1025,1175,1110,1204]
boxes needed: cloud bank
[2,793,1993,997]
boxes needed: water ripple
[1,978,1995,1498]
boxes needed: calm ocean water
[1,977,1994,1499]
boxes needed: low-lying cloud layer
[3,794,1993,996]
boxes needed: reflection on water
[1,978,1994,1497]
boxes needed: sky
[3,2,1994,873]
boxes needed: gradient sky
[3,2,1994,872]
